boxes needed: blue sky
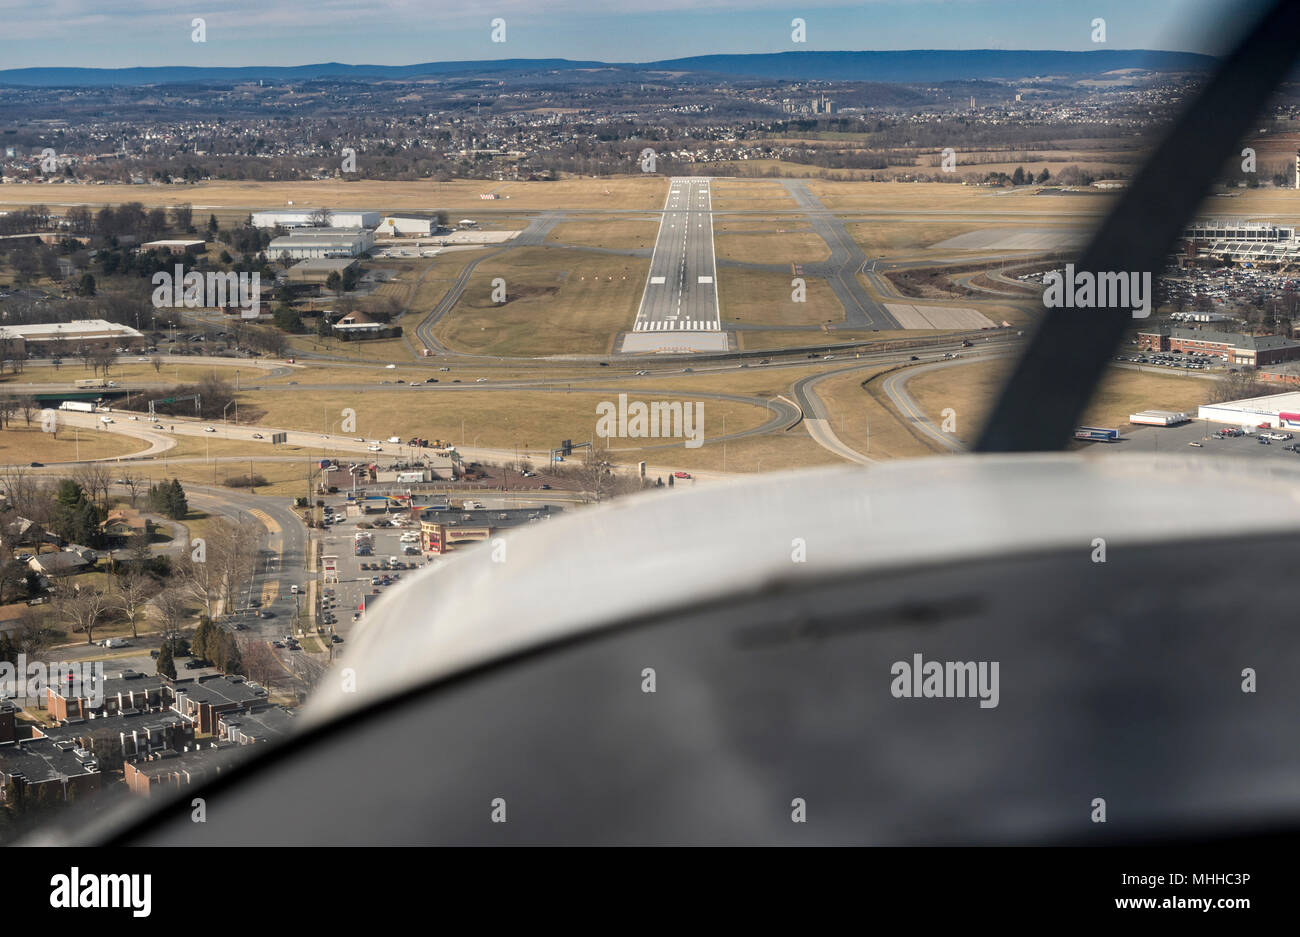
[0,0,1253,69]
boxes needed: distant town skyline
[0,0,1250,71]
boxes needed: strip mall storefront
[419,520,492,555]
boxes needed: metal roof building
[251,210,379,229]
[1198,391,1300,429]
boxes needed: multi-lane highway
[633,177,721,333]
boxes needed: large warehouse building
[1198,391,1300,430]
[0,319,145,355]
[376,215,440,237]
[251,210,379,230]
[268,227,375,260]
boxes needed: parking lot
[1085,418,1300,461]
[316,501,431,637]
[1114,350,1223,372]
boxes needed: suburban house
[331,309,385,335]
[26,551,92,578]
[101,508,151,544]
[3,517,60,552]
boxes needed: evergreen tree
[224,638,242,676]
[191,616,212,662]
[52,480,101,546]
[156,641,176,679]
[55,479,85,512]
[162,479,188,520]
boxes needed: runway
[629,177,723,345]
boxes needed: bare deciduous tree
[152,588,190,646]
[110,568,158,638]
[119,471,142,507]
[16,396,37,428]
[54,584,110,645]
[177,515,261,616]
[240,640,279,691]
[73,462,112,510]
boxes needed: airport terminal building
[1183,219,1300,263]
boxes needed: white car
[475,378,488,383]
[252,433,264,440]
[204,426,216,433]
[99,416,114,424]
[385,364,397,370]
[368,444,383,452]
[127,416,138,421]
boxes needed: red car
[673,471,692,479]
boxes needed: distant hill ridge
[0,50,1215,87]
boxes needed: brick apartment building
[218,705,296,745]
[1136,325,1300,366]
[0,700,14,744]
[46,669,168,721]
[0,737,101,803]
[170,674,268,735]
[33,710,193,771]
[123,741,241,797]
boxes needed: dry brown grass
[720,269,843,327]
[240,386,773,470]
[431,248,647,356]
[5,424,149,464]
[715,231,830,264]
[0,175,670,214]
[905,359,1216,445]
[546,218,659,250]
